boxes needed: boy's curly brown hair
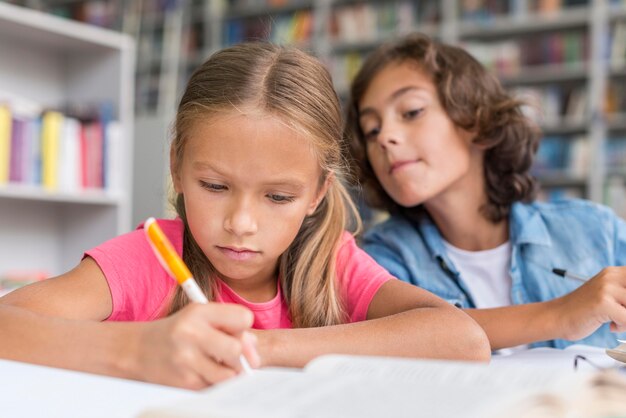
[345,33,541,223]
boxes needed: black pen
[552,268,587,282]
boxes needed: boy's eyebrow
[359,86,428,117]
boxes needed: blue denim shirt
[362,199,626,349]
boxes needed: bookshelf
[205,0,626,218]
[0,2,135,279]
[8,0,625,219]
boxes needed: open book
[139,354,626,418]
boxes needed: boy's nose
[376,123,401,149]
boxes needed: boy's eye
[363,127,380,141]
[200,181,226,191]
[403,109,423,119]
[268,193,295,203]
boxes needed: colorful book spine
[9,117,24,183]
[0,105,11,184]
[41,111,64,190]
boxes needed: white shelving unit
[10,0,624,219]
[0,2,135,276]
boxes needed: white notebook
[139,352,626,418]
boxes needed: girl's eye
[200,181,227,192]
[268,194,295,203]
[403,108,423,119]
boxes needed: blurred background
[0,0,626,288]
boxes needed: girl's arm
[255,279,491,368]
[0,258,258,388]
[464,266,626,350]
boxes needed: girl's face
[173,111,328,290]
[358,61,479,208]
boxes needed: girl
[0,42,489,389]
[346,33,626,351]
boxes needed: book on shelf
[605,81,626,116]
[139,353,626,418]
[41,110,63,191]
[537,186,585,201]
[611,21,626,68]
[0,104,11,184]
[605,175,626,219]
[0,94,122,195]
[459,0,590,22]
[464,31,588,78]
[606,137,626,176]
[533,135,589,177]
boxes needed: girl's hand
[553,266,626,341]
[131,303,259,389]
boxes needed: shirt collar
[410,210,448,261]
[411,202,552,255]
[509,202,552,247]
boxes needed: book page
[491,344,619,370]
[140,356,586,418]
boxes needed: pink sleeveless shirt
[85,218,394,329]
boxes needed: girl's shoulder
[85,217,184,321]
[100,217,184,253]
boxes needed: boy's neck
[424,174,509,252]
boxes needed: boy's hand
[131,303,259,389]
[554,266,626,341]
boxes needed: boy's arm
[0,258,257,388]
[254,279,491,367]
[463,266,626,350]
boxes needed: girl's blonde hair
[169,42,361,327]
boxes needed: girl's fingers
[201,303,255,334]
[241,331,261,368]
[200,326,246,371]
[189,351,237,387]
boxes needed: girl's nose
[223,199,258,236]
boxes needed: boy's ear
[170,146,183,193]
[461,127,486,150]
[307,173,334,216]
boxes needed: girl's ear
[170,145,183,193]
[307,173,334,216]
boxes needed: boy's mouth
[389,159,418,175]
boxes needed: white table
[0,359,201,418]
[1,345,620,418]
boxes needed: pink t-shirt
[85,218,394,329]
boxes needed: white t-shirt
[442,239,528,354]
[442,240,513,309]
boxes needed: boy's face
[358,61,482,209]
[172,111,328,299]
